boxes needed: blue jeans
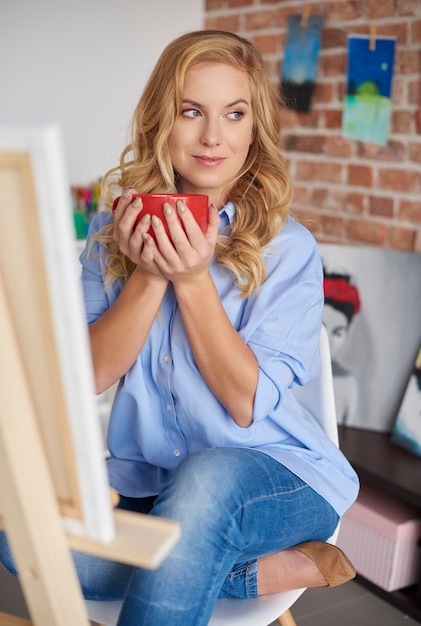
[0,448,338,626]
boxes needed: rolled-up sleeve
[238,219,324,423]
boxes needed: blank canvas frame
[0,125,114,541]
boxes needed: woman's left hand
[146,201,220,284]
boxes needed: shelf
[339,426,421,509]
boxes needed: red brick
[205,0,224,10]
[391,110,413,134]
[312,188,328,207]
[324,110,342,129]
[318,162,343,183]
[312,82,334,104]
[412,19,421,43]
[320,52,347,77]
[294,160,315,181]
[357,140,406,162]
[322,28,347,48]
[398,49,421,74]
[330,1,361,21]
[408,79,420,105]
[245,9,276,30]
[320,214,346,238]
[369,195,394,218]
[345,192,367,214]
[347,165,374,187]
[399,199,421,222]
[409,142,421,161]
[227,0,253,6]
[414,228,421,252]
[345,218,388,245]
[275,6,292,27]
[295,110,320,128]
[284,134,326,154]
[292,185,311,204]
[365,0,395,18]
[377,22,409,45]
[398,0,421,16]
[391,76,405,105]
[413,103,421,136]
[388,226,417,251]
[325,189,347,212]
[252,34,280,55]
[279,108,298,131]
[205,15,241,31]
[378,168,421,192]
[326,136,353,158]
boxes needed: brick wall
[205,0,421,252]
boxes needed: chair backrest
[292,324,338,446]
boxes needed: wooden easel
[0,127,180,625]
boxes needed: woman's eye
[182,108,201,118]
[226,111,244,120]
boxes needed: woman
[0,30,358,625]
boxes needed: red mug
[112,193,209,242]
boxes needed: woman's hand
[148,200,220,284]
[112,189,164,280]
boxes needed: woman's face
[167,62,254,208]
[323,304,350,359]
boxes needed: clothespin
[369,24,377,51]
[300,3,311,28]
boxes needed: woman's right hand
[112,189,164,280]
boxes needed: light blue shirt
[80,204,359,516]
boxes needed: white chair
[86,324,339,626]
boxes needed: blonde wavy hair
[96,30,292,297]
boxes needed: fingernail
[141,213,150,224]
[176,201,186,213]
[152,215,160,226]
[163,203,173,216]
[142,232,152,243]
[132,197,142,208]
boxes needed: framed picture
[281,14,324,112]
[391,345,421,458]
[342,35,396,145]
[320,243,421,432]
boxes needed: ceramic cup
[112,193,209,242]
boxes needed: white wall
[0,1,203,184]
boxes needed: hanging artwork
[319,243,421,432]
[391,345,421,458]
[281,14,324,113]
[342,34,396,145]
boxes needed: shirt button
[163,354,171,363]
[173,449,181,457]
[166,404,172,411]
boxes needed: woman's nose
[200,119,221,146]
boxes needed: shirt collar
[219,201,236,225]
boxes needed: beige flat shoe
[286,541,356,588]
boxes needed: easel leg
[0,276,90,626]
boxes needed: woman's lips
[194,155,226,166]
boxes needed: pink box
[336,483,421,591]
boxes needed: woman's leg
[117,448,339,626]
[0,495,156,601]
